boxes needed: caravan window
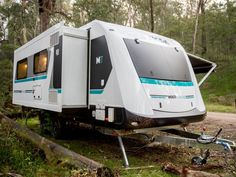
[16,59,28,80]
[124,38,191,82]
[34,49,48,74]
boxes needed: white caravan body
[13,20,215,129]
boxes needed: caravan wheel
[39,111,66,139]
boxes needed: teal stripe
[151,95,168,99]
[90,89,104,94]
[48,88,62,94]
[151,95,194,99]
[140,77,193,86]
[34,75,47,81]
[185,95,194,99]
[15,75,47,83]
[15,77,33,83]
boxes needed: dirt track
[188,112,236,142]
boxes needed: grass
[53,131,179,177]
[0,123,91,177]
[16,117,179,177]
[201,57,236,110]
[18,117,236,177]
[205,103,236,113]
[15,117,179,176]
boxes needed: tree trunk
[192,0,202,54]
[21,0,28,44]
[22,25,28,44]
[38,0,56,32]
[149,0,154,32]
[226,0,234,51]
[201,0,207,55]
[188,0,194,17]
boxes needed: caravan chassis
[34,107,235,168]
[95,125,236,168]
[32,108,236,168]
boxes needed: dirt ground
[188,112,236,142]
[15,112,236,176]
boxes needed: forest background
[0,0,236,115]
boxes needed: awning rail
[187,53,217,87]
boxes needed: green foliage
[0,124,71,177]
[0,59,20,116]
[73,0,127,27]
[0,123,81,177]
[0,43,17,60]
[205,103,236,113]
[0,59,15,115]
[0,1,39,45]
[201,56,236,107]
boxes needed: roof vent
[50,32,59,47]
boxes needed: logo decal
[96,56,103,64]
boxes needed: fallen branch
[162,162,221,177]
[0,113,113,177]
[7,173,23,177]
[190,164,223,171]
[162,162,181,175]
[0,172,23,177]
[182,167,221,177]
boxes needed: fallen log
[162,162,181,175]
[7,173,23,177]
[0,112,113,177]
[182,167,221,177]
[190,164,223,171]
[162,162,221,177]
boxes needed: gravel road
[188,112,236,142]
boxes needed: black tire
[39,110,66,139]
[50,117,65,139]
[39,110,50,135]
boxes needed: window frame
[33,49,48,74]
[16,58,28,80]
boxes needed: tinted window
[17,59,27,79]
[34,49,48,74]
[124,38,191,81]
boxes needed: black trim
[60,108,205,130]
[86,28,91,107]
[53,36,63,89]
[33,49,48,74]
[89,108,205,130]
[123,110,206,129]
[16,58,28,80]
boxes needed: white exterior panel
[62,35,87,106]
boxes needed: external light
[42,56,47,65]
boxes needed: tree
[192,0,202,54]
[150,0,154,32]
[38,0,56,32]
[72,0,127,27]
[200,0,207,55]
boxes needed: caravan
[13,20,216,135]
